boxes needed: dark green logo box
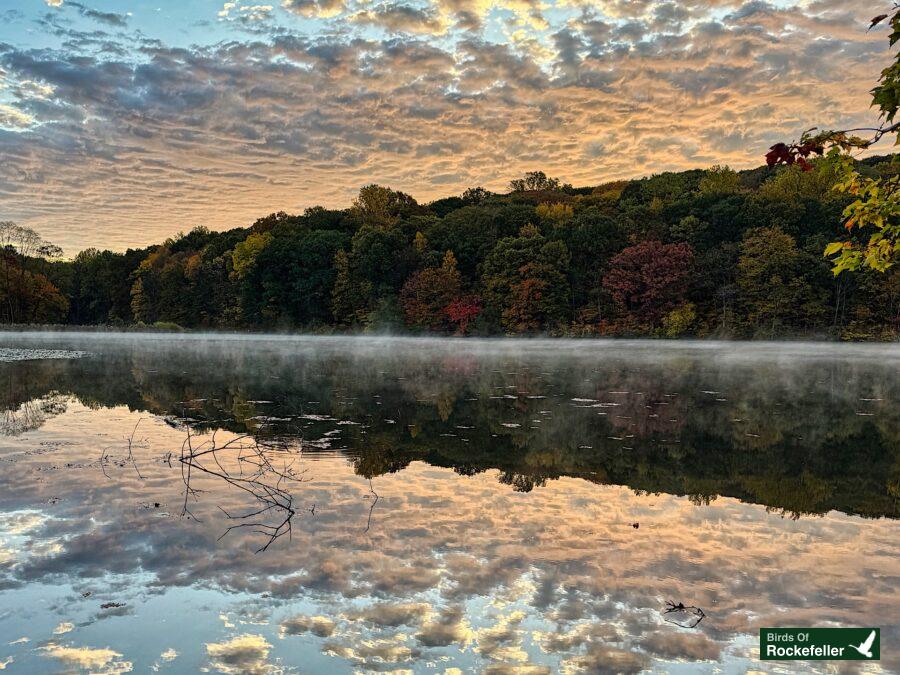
[761,628,880,660]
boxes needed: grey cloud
[68,2,129,27]
[652,2,691,31]
[281,0,347,17]
[346,602,431,627]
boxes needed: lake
[0,333,897,674]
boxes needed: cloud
[52,622,74,635]
[415,606,474,647]
[282,0,346,18]
[0,104,34,129]
[323,633,421,666]
[0,0,887,253]
[219,3,274,21]
[280,614,337,637]
[561,644,648,674]
[640,631,722,661]
[205,634,274,675]
[42,644,132,674]
[475,611,529,663]
[350,5,449,35]
[68,2,130,27]
[345,602,431,627]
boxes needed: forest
[2,157,899,339]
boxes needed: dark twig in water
[664,600,706,628]
[125,418,145,480]
[99,417,147,479]
[364,478,379,533]
[177,428,307,553]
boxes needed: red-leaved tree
[444,295,482,335]
[602,240,694,326]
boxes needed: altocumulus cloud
[0,0,889,253]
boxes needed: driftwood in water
[664,600,706,628]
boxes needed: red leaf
[766,143,791,167]
[870,13,889,31]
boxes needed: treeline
[6,159,900,339]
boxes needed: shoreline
[0,324,897,343]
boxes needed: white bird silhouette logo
[850,630,877,658]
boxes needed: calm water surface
[0,333,898,674]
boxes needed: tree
[462,186,490,205]
[535,202,574,226]
[766,9,900,273]
[549,208,626,314]
[69,248,138,324]
[331,249,361,325]
[0,255,68,323]
[698,165,741,196]
[736,227,828,334]
[346,224,414,310]
[661,302,697,337]
[602,240,694,327]
[426,204,534,279]
[352,184,419,228]
[444,296,482,334]
[0,222,63,259]
[242,229,349,326]
[400,251,462,330]
[231,232,272,279]
[481,224,571,332]
[0,222,65,323]
[509,171,561,192]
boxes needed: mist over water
[0,333,897,673]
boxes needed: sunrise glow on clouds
[0,0,891,252]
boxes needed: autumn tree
[766,9,900,273]
[231,232,272,280]
[481,224,571,333]
[400,251,462,331]
[352,185,420,228]
[535,202,574,226]
[0,222,66,323]
[602,240,694,328]
[444,296,482,335]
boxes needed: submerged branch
[178,427,307,552]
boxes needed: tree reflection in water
[1,335,896,522]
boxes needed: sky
[0,0,892,253]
